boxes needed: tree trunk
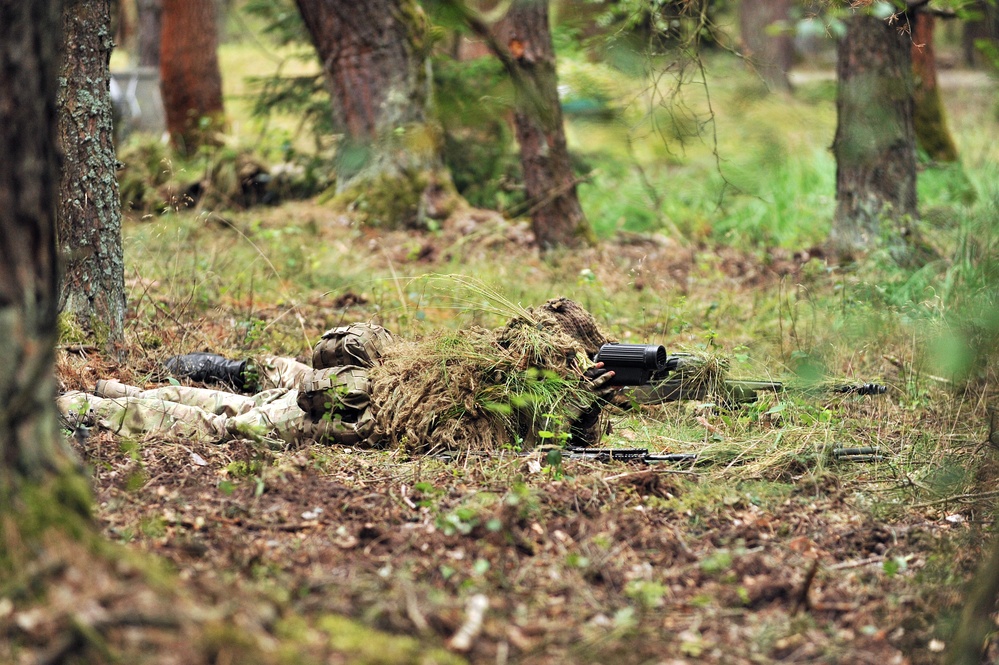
[962,0,999,68]
[57,0,127,357]
[0,0,92,563]
[831,12,917,260]
[912,11,959,163]
[295,0,458,229]
[946,531,999,665]
[137,0,162,67]
[739,0,795,93]
[160,0,225,155]
[497,0,593,251]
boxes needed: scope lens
[646,345,667,371]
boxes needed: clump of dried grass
[368,298,608,455]
[621,350,732,406]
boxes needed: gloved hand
[581,362,617,400]
[568,362,617,447]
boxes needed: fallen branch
[448,594,489,652]
[792,558,819,615]
[827,556,885,571]
[911,489,999,509]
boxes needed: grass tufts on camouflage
[368,299,609,455]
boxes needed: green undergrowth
[93,14,999,662]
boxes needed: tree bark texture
[295,0,457,227]
[962,0,999,67]
[0,0,71,496]
[739,0,794,93]
[57,0,127,356]
[137,0,162,67]
[160,0,224,155]
[911,11,959,163]
[946,530,999,665]
[831,12,917,257]
[497,0,592,251]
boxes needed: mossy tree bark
[160,0,225,156]
[739,0,795,93]
[831,11,918,260]
[911,11,959,163]
[0,0,93,569]
[497,0,594,251]
[57,0,127,359]
[295,0,458,229]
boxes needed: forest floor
[29,202,996,664]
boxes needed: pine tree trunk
[831,12,917,259]
[160,0,224,155]
[962,0,999,67]
[0,0,89,532]
[57,0,126,357]
[912,11,959,163]
[295,0,458,228]
[498,0,593,251]
[137,0,162,67]
[739,0,795,93]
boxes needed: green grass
[98,17,999,662]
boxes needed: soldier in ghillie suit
[58,298,618,454]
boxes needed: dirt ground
[20,222,989,665]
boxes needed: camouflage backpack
[312,323,393,370]
[296,365,375,445]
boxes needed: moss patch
[317,614,464,665]
[327,166,460,230]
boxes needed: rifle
[562,446,885,465]
[594,343,886,405]
[565,447,698,463]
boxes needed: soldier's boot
[164,353,249,391]
[95,379,141,398]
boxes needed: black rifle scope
[594,343,668,386]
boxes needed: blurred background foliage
[111,0,999,392]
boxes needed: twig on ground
[827,556,885,571]
[911,489,999,509]
[405,587,430,634]
[792,558,819,615]
[448,594,489,652]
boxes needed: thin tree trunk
[295,0,458,228]
[160,0,225,155]
[831,12,917,260]
[739,0,795,93]
[912,11,959,163]
[962,0,999,67]
[0,0,88,541]
[497,0,593,251]
[57,0,126,358]
[947,531,999,664]
[137,0,162,67]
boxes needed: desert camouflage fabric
[57,325,392,447]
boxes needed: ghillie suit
[368,298,613,455]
